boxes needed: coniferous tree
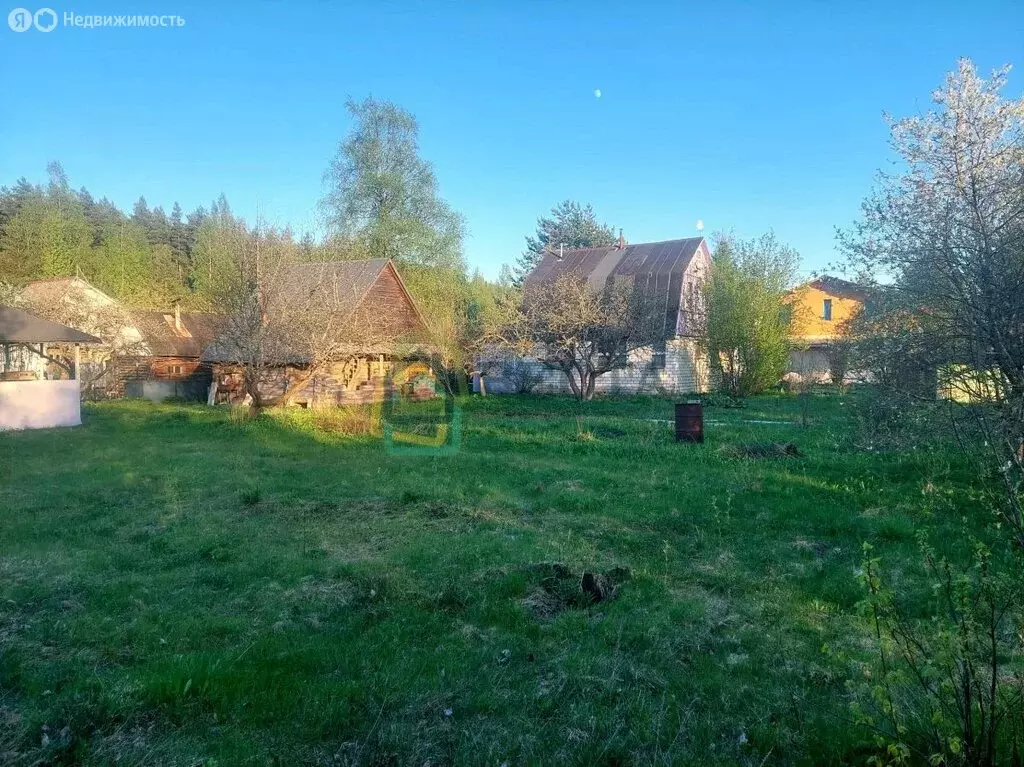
[131,196,151,235]
[513,200,615,287]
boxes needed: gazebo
[0,306,101,430]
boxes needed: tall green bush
[703,232,798,397]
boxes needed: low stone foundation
[478,339,710,396]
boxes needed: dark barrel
[675,401,704,443]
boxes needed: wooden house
[113,306,225,400]
[483,235,712,395]
[18,276,224,399]
[203,259,437,406]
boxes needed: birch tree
[320,97,468,361]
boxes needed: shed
[0,307,101,430]
[203,259,436,406]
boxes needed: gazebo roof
[0,307,101,344]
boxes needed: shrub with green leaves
[702,232,798,397]
[850,533,1024,766]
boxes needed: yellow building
[786,276,866,381]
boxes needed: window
[650,341,667,370]
[169,364,183,375]
[823,298,833,321]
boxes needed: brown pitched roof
[19,275,91,294]
[0,307,101,344]
[525,237,707,335]
[804,275,869,301]
[202,259,432,363]
[281,259,392,316]
[129,309,227,358]
[20,275,114,304]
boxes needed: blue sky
[1,1,1022,279]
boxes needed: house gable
[787,276,865,344]
[349,261,432,346]
[203,259,433,364]
[677,239,711,336]
[525,236,708,340]
[19,277,149,353]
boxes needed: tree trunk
[564,367,583,400]
[243,371,264,415]
[279,367,318,407]
[583,372,597,401]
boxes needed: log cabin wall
[211,357,438,406]
[111,356,213,400]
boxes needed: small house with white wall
[0,307,100,430]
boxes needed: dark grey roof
[807,275,869,301]
[0,306,101,344]
[524,237,707,336]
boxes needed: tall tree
[189,210,247,302]
[169,201,187,277]
[183,206,208,276]
[320,97,468,359]
[0,178,40,240]
[320,97,466,272]
[131,196,151,228]
[513,200,616,287]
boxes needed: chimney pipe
[172,300,182,332]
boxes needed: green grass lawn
[0,393,984,764]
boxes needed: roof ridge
[23,275,92,284]
[623,236,705,247]
[293,258,389,267]
[129,307,225,317]
[556,236,704,254]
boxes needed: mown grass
[0,392,986,764]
